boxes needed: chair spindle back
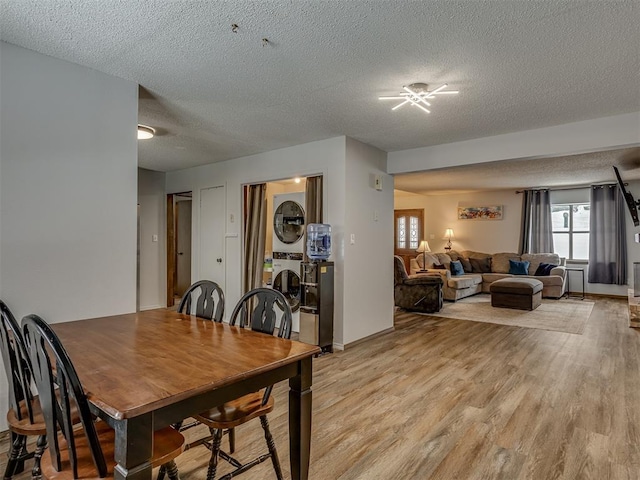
[178,280,225,322]
[0,300,35,423]
[22,314,107,479]
[229,288,293,404]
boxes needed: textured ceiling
[394,147,640,195]
[1,1,639,173]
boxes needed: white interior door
[199,186,226,290]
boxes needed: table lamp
[416,240,431,270]
[443,229,454,251]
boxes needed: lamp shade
[416,240,431,253]
[443,228,454,239]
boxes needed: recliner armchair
[394,256,443,313]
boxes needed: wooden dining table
[51,308,320,480]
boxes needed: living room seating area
[394,256,443,313]
[410,250,566,301]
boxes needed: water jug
[306,224,331,260]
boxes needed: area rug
[431,294,594,334]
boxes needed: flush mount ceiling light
[379,83,459,114]
[137,125,155,140]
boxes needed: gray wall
[0,42,138,430]
[138,168,167,309]
[166,136,395,348]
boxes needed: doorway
[166,192,192,306]
[199,186,226,289]
[394,208,424,272]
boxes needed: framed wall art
[457,205,503,220]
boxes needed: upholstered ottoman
[490,278,543,311]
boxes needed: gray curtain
[519,189,554,254]
[243,184,267,294]
[588,184,627,285]
[304,175,323,261]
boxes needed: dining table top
[51,308,320,420]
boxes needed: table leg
[113,413,154,480]
[289,356,313,480]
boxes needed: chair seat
[6,396,48,436]
[7,390,83,436]
[41,421,184,480]
[195,392,274,429]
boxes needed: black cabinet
[299,262,334,353]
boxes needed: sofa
[394,256,443,313]
[410,250,566,301]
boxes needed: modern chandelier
[379,83,459,114]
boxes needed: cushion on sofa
[416,252,441,269]
[509,259,530,275]
[460,250,491,260]
[447,250,463,261]
[431,264,446,270]
[459,257,473,273]
[492,252,521,273]
[450,260,465,276]
[534,262,557,276]
[521,253,561,276]
[447,275,482,289]
[470,257,491,273]
[434,253,452,269]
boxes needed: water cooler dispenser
[300,261,334,353]
[299,223,334,353]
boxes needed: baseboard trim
[139,304,165,311]
[343,327,396,350]
[570,292,626,300]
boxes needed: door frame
[166,191,192,307]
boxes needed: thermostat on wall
[374,174,383,191]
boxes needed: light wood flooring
[2,296,638,479]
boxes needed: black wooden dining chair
[21,314,186,480]
[0,300,47,480]
[194,288,293,480]
[178,280,225,322]
[169,280,229,459]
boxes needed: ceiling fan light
[138,125,155,140]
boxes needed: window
[551,203,590,260]
[394,209,424,254]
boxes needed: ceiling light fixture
[379,83,459,114]
[137,125,155,140]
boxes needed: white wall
[395,189,522,254]
[166,136,394,347]
[388,113,640,174]
[0,42,138,430]
[166,137,349,343]
[343,138,394,344]
[138,168,167,310]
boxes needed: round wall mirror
[274,200,305,244]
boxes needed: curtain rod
[515,182,619,194]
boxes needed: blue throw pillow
[534,262,557,276]
[509,259,530,275]
[450,260,465,276]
